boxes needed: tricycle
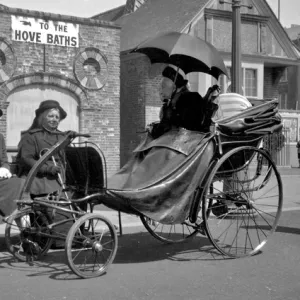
[4,98,283,278]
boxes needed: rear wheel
[65,213,118,278]
[5,208,53,262]
[202,146,283,257]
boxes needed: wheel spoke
[66,213,117,278]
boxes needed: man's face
[159,77,175,101]
[44,109,61,130]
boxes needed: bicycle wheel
[65,213,118,278]
[202,146,283,258]
[5,208,53,262]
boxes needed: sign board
[11,15,79,48]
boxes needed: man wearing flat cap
[16,100,68,196]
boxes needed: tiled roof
[116,0,210,52]
[92,5,126,22]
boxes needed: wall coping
[0,5,121,29]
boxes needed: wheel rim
[66,213,117,278]
[5,209,52,262]
[202,147,283,258]
[140,216,199,243]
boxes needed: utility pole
[231,0,242,94]
[219,0,252,94]
[278,0,280,21]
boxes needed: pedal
[22,239,42,256]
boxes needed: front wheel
[65,213,118,278]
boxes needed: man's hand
[46,165,61,176]
[0,167,12,179]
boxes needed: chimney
[124,0,147,14]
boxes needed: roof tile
[116,0,210,52]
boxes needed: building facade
[0,5,121,175]
[95,0,300,165]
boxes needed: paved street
[0,168,299,300]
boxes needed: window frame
[214,62,263,99]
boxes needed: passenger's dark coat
[107,90,217,223]
[17,128,66,195]
[0,133,25,216]
[151,90,217,138]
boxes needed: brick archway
[0,72,89,139]
[0,72,88,106]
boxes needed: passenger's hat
[162,66,188,88]
[35,100,67,120]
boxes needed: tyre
[65,213,118,278]
[5,208,53,262]
[202,146,283,257]
[140,215,199,244]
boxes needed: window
[217,66,258,97]
[245,69,257,97]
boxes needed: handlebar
[67,131,91,139]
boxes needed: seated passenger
[0,108,25,218]
[16,100,67,198]
[151,66,219,138]
[107,82,266,223]
[107,67,219,223]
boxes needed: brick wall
[120,55,146,165]
[0,8,121,176]
[120,54,165,165]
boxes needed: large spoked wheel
[65,213,118,278]
[5,208,53,262]
[202,146,283,258]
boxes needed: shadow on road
[276,226,300,235]
[114,231,227,263]
[0,231,230,280]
